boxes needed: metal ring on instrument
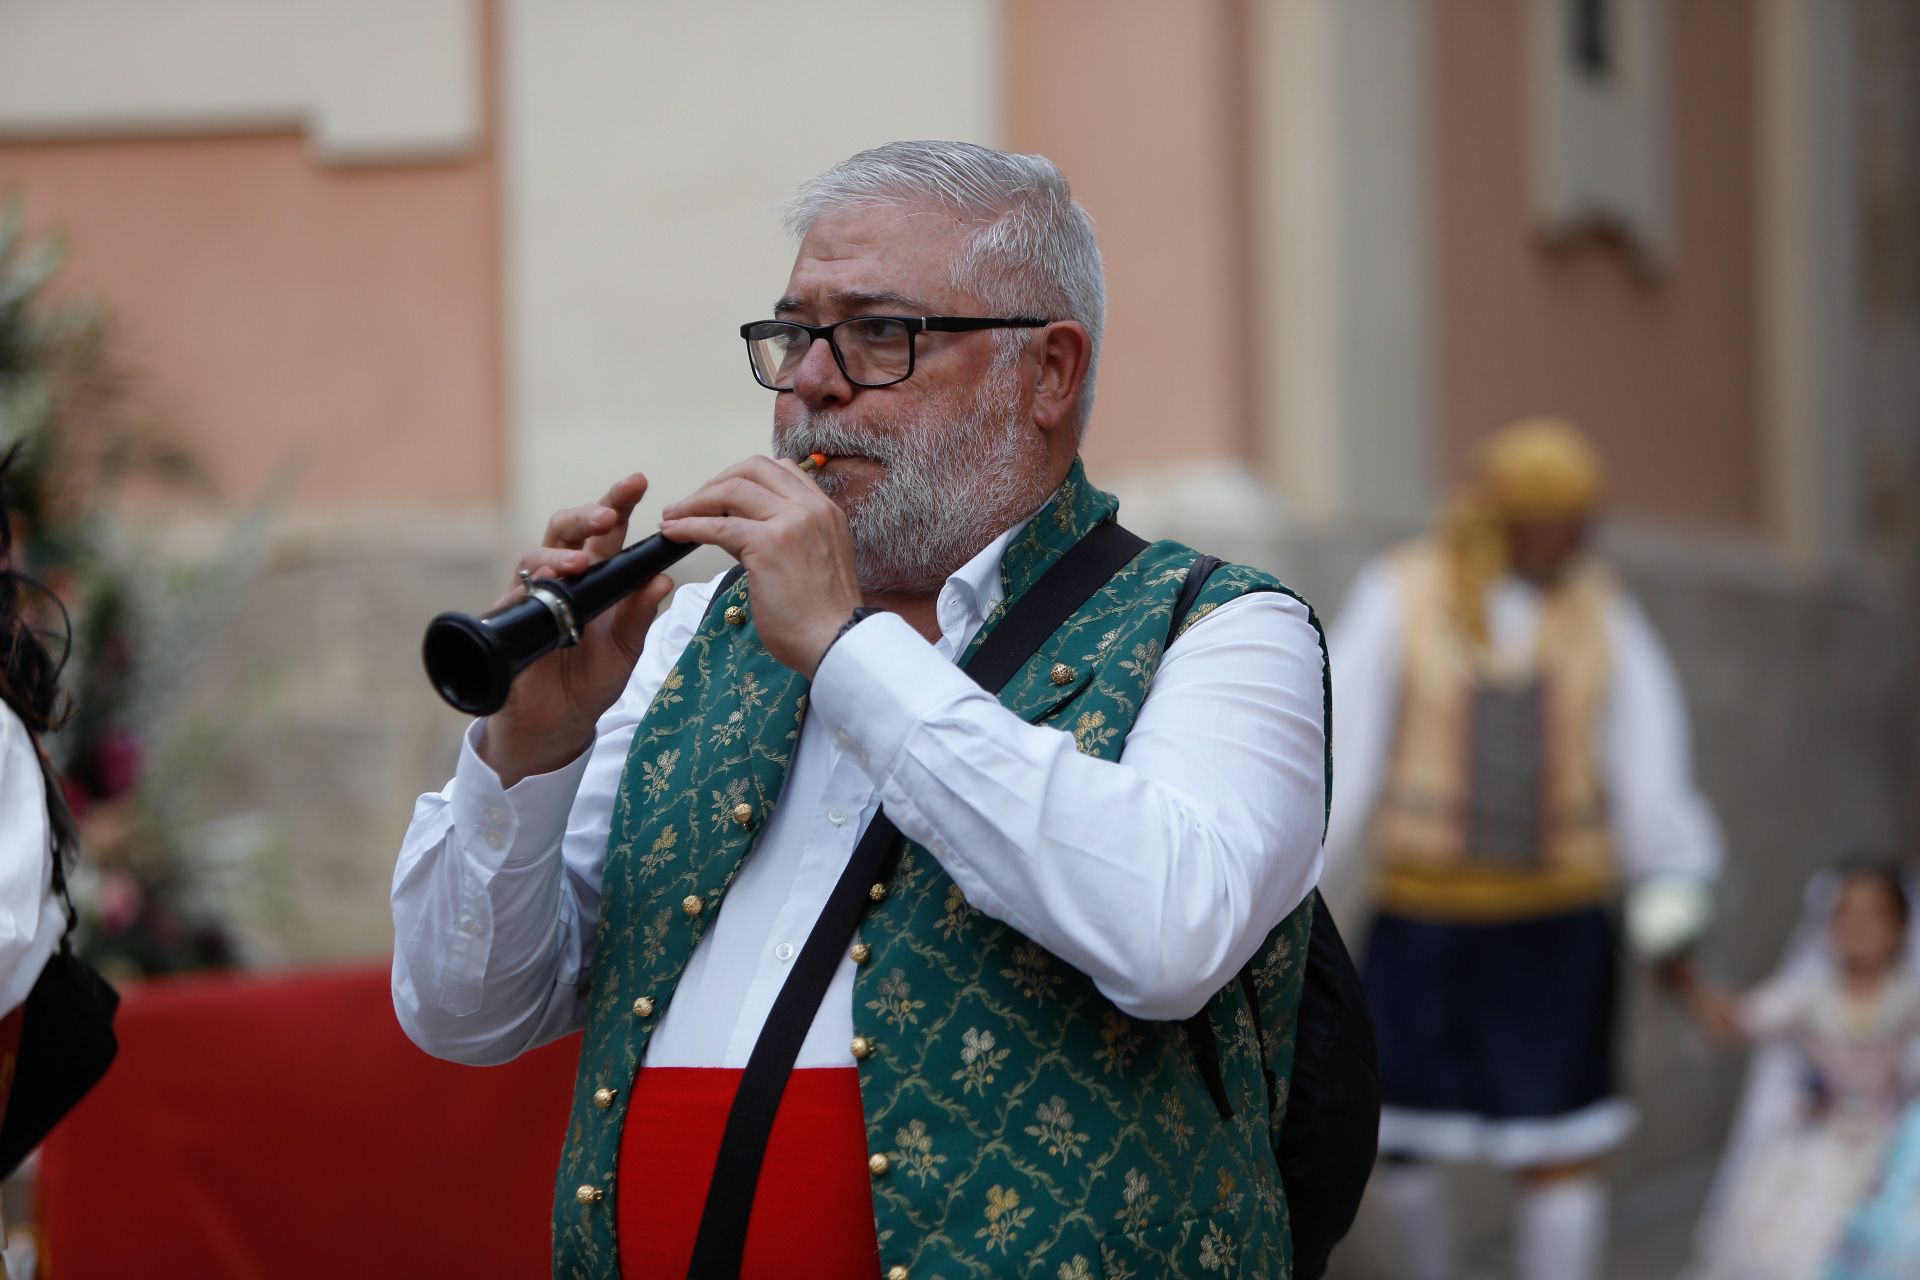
[524,581,583,647]
[517,568,535,591]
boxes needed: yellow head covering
[1441,417,1607,647]
[1477,417,1607,521]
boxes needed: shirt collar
[933,514,1035,658]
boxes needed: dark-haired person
[0,451,85,1263]
[1690,862,1920,1279]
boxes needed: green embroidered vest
[554,461,1326,1279]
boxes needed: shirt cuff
[450,719,594,869]
[808,611,979,784]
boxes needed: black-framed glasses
[738,314,1049,391]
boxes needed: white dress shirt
[392,523,1327,1068]
[0,703,70,1018]
[1321,556,1724,900]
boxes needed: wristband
[818,607,876,666]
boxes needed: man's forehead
[780,201,974,311]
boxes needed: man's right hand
[478,472,674,788]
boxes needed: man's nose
[790,333,853,409]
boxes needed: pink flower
[97,871,144,933]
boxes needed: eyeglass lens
[744,318,913,389]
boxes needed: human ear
[1029,321,1093,435]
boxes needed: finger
[545,503,622,550]
[662,472,792,523]
[517,546,593,578]
[485,548,590,611]
[586,472,649,560]
[605,574,674,662]
[656,513,751,558]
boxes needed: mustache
[774,414,907,467]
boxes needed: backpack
[1171,554,1380,1280]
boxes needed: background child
[1690,862,1920,1280]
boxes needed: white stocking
[1513,1176,1606,1280]
[1371,1162,1457,1280]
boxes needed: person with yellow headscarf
[1322,418,1723,1280]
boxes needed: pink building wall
[0,125,502,513]
[1433,0,1765,531]
[1004,0,1253,473]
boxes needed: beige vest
[1371,541,1616,923]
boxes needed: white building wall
[500,1,1004,552]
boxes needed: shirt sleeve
[1603,593,1725,887]
[0,705,63,1017]
[807,589,1327,1022]
[390,573,719,1065]
[1318,558,1404,902]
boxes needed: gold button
[593,1087,616,1109]
[682,894,703,917]
[849,941,871,964]
[731,801,754,826]
[576,1184,603,1204]
[1050,663,1076,686]
[888,1266,909,1280]
[724,604,746,626]
[868,1152,891,1176]
[632,995,655,1017]
[867,883,887,903]
[850,1035,875,1060]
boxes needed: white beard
[774,361,1051,593]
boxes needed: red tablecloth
[39,963,579,1278]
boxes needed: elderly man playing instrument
[391,140,1332,1280]
[1324,419,1724,1280]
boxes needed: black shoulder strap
[687,520,1148,1279]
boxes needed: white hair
[783,140,1106,439]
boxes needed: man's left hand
[660,455,863,678]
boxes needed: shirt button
[484,806,507,825]
[461,920,482,937]
[774,942,795,962]
[827,808,847,826]
[483,830,505,851]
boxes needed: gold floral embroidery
[1199,1220,1235,1272]
[975,1185,1033,1253]
[707,707,748,748]
[1116,1168,1160,1233]
[640,748,680,804]
[1073,709,1118,754]
[1097,1010,1143,1074]
[1157,1090,1196,1153]
[937,882,975,940]
[647,668,685,715]
[638,907,673,964]
[1023,1095,1088,1162]
[707,778,751,831]
[1057,1257,1095,1280]
[893,1118,948,1185]
[866,969,927,1030]
[1118,640,1161,683]
[1000,940,1064,1004]
[952,1026,1009,1095]
[637,824,678,877]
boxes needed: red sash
[615,1067,879,1279]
